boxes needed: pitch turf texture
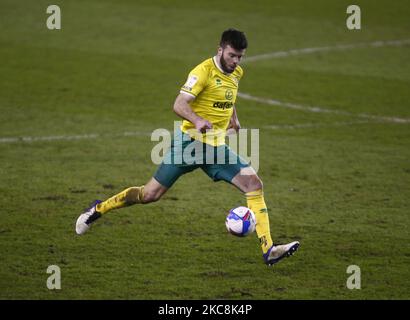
[1,0,409,300]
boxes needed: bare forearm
[232,106,238,122]
[173,95,201,124]
[230,106,241,131]
[173,93,212,133]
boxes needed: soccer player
[75,29,299,266]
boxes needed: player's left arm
[228,105,241,132]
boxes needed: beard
[220,53,235,73]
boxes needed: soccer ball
[225,206,256,237]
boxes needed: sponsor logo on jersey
[213,101,234,110]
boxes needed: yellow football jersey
[180,57,243,146]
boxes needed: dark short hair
[219,28,248,50]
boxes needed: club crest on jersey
[225,89,233,100]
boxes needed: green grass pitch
[0,0,409,299]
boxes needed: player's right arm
[173,93,212,133]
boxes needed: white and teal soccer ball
[225,206,256,237]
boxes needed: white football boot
[75,200,102,235]
[263,241,300,266]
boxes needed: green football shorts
[154,130,249,188]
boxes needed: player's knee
[247,175,263,192]
[141,189,161,203]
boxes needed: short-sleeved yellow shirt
[180,57,243,146]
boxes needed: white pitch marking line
[237,92,410,124]
[0,121,378,144]
[240,39,410,123]
[243,39,410,63]
[2,39,409,144]
[0,121,375,144]
[264,120,371,130]
[0,131,151,144]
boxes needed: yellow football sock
[245,189,273,254]
[96,186,144,214]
